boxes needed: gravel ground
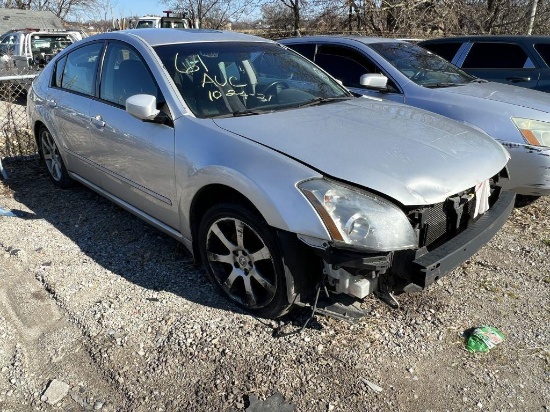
[0,159,548,411]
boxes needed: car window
[100,42,160,106]
[421,42,461,62]
[30,35,74,55]
[153,42,350,119]
[462,42,533,69]
[286,43,316,60]
[534,43,550,67]
[313,44,401,91]
[314,45,379,88]
[136,20,157,28]
[52,55,67,88]
[0,34,16,46]
[61,42,102,96]
[370,42,475,87]
[0,35,17,54]
[161,18,188,28]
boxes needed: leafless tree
[260,2,294,32]
[1,0,98,19]
[161,0,259,29]
[1,0,31,8]
[278,0,302,35]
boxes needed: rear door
[459,41,540,89]
[88,40,178,228]
[47,41,103,185]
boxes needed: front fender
[178,163,330,243]
[173,117,331,244]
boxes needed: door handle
[47,99,57,108]
[91,115,106,128]
[506,76,531,82]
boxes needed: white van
[135,11,194,29]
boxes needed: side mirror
[126,94,160,121]
[359,73,388,90]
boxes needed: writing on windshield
[154,42,350,118]
[174,53,273,103]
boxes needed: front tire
[198,203,293,319]
[39,126,74,188]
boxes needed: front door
[314,44,405,104]
[88,41,178,229]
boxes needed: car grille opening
[408,184,501,251]
[420,196,473,249]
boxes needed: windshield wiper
[470,78,488,83]
[424,82,467,88]
[298,96,352,108]
[232,109,263,117]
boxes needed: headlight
[298,179,417,251]
[511,117,550,147]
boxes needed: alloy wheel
[205,217,277,309]
[41,129,63,182]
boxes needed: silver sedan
[280,36,550,197]
[28,29,513,319]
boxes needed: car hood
[436,81,550,112]
[213,98,509,206]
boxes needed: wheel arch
[189,183,262,261]
[181,164,329,251]
[33,120,45,155]
[188,182,323,306]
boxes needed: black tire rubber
[38,125,74,189]
[198,203,293,319]
[514,194,540,208]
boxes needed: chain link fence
[0,72,38,179]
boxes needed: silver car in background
[280,36,550,196]
[27,29,514,319]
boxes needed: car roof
[95,28,272,47]
[280,35,405,45]
[420,35,550,44]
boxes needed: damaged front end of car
[289,170,515,321]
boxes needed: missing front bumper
[410,190,515,288]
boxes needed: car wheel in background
[39,125,74,188]
[198,203,292,319]
[515,195,540,208]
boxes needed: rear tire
[198,203,293,319]
[38,126,74,189]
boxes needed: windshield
[161,18,189,28]
[370,42,475,87]
[30,35,74,55]
[0,43,13,55]
[154,42,351,118]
